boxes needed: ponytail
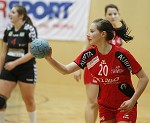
[26,15,33,26]
[114,20,134,42]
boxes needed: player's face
[9,7,22,24]
[87,23,101,45]
[105,8,120,26]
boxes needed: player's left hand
[73,70,82,82]
[118,99,135,114]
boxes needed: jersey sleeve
[74,47,96,69]
[3,29,8,43]
[29,26,37,42]
[74,52,87,69]
[128,51,142,74]
[25,23,38,42]
[115,49,142,74]
[3,25,13,43]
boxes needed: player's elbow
[145,76,149,84]
[62,72,68,75]
[142,75,149,87]
[61,68,73,75]
[61,71,71,75]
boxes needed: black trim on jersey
[118,83,137,105]
[115,51,132,72]
[79,49,96,69]
[118,83,135,98]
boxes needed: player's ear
[100,31,107,38]
[19,14,24,20]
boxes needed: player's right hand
[45,48,52,59]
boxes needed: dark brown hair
[13,4,33,26]
[105,4,119,15]
[92,18,133,42]
[93,18,114,41]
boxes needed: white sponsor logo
[111,66,124,74]
[80,51,94,67]
[117,53,132,71]
[123,114,129,119]
[8,31,13,36]
[26,79,33,81]
[20,32,25,37]
[87,56,99,69]
[100,116,105,121]
[93,77,120,84]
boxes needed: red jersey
[84,35,122,84]
[74,45,141,108]
[109,36,122,46]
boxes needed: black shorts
[0,63,37,83]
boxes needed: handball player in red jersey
[45,18,149,123]
[73,4,128,123]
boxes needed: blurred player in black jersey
[0,5,37,123]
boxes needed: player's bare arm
[118,69,149,112]
[45,55,80,75]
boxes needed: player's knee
[87,100,97,109]
[0,94,7,109]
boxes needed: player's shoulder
[78,45,97,60]
[84,45,97,54]
[86,45,97,50]
[24,22,35,31]
[114,45,132,59]
[5,25,13,31]
[114,45,130,53]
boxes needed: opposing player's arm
[45,55,81,75]
[14,43,34,64]
[4,43,34,71]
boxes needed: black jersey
[3,22,37,65]
[3,22,37,53]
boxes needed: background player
[0,5,37,123]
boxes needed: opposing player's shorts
[99,104,137,123]
[0,63,37,83]
[84,67,93,84]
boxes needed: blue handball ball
[30,38,51,59]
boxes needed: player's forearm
[0,54,6,72]
[14,53,33,66]
[131,75,149,103]
[45,57,70,75]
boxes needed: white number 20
[98,63,108,76]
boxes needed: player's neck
[97,42,112,55]
[14,21,25,31]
